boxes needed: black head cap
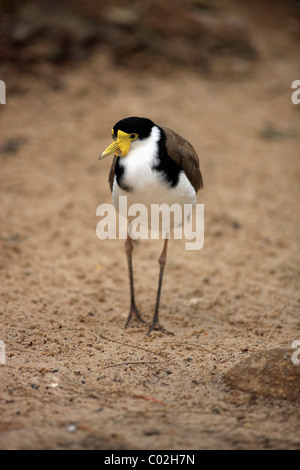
[113,117,155,140]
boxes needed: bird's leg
[124,234,146,327]
[147,238,174,336]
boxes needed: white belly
[112,170,196,209]
[112,169,196,236]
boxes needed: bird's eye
[129,133,138,141]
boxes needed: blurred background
[1,0,300,450]
[1,0,299,78]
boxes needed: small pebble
[66,423,77,433]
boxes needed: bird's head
[99,117,155,160]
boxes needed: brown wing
[108,155,118,192]
[161,126,203,192]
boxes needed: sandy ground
[1,2,300,450]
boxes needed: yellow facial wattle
[99,130,138,160]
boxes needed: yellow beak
[99,130,132,160]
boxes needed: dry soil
[1,2,300,450]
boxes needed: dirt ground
[1,0,300,450]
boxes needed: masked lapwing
[99,117,203,335]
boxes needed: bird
[98,117,203,335]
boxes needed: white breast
[117,126,161,192]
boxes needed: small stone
[224,348,300,402]
[143,428,161,436]
[0,137,27,155]
[212,407,220,414]
[66,423,77,433]
[187,297,201,306]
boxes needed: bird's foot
[125,306,146,328]
[146,319,174,336]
